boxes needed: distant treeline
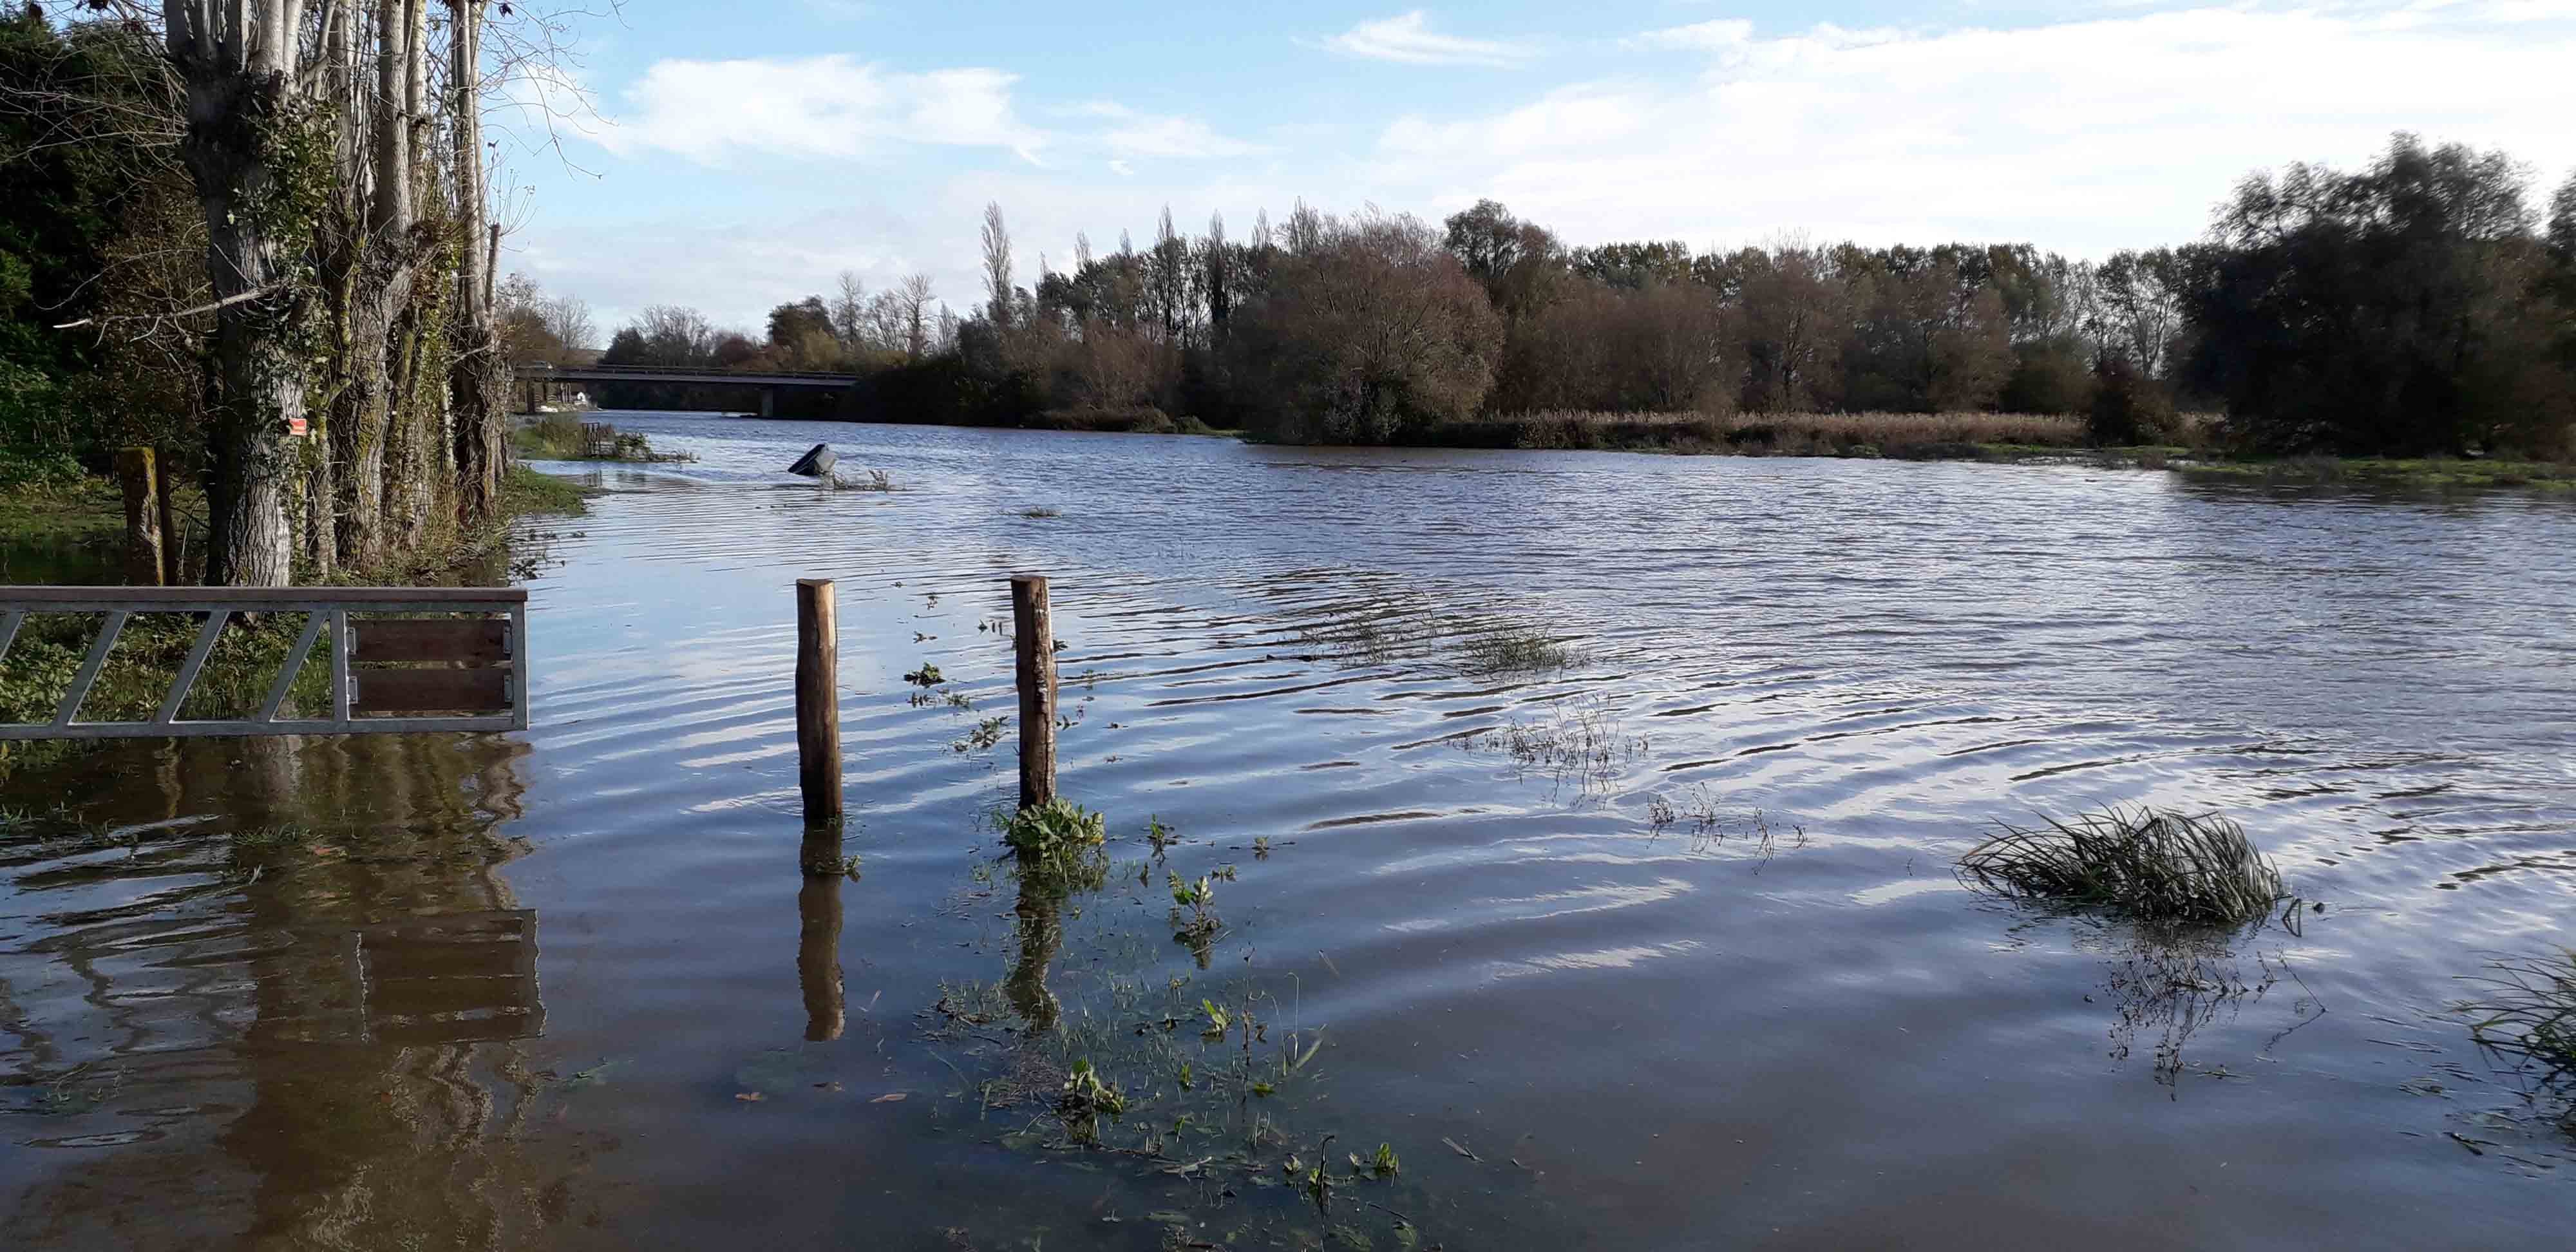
[529,133,2576,457]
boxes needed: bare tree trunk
[299,1,365,582]
[171,0,310,587]
[382,0,446,554]
[383,296,446,552]
[449,0,504,523]
[330,0,424,571]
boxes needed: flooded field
[6,412,2575,1249]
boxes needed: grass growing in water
[826,469,893,491]
[1461,696,1646,794]
[1457,625,1586,675]
[500,464,594,516]
[1957,806,2287,929]
[2463,950,2576,1099]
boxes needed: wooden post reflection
[797,830,846,1041]
[1005,869,1063,1036]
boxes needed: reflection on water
[0,734,593,1247]
[795,831,846,1043]
[10,412,2576,1247]
[1003,870,1064,1036]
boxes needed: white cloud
[597,55,1043,164]
[1321,11,1537,67]
[1077,102,1266,158]
[1621,19,1752,52]
[1378,4,2576,258]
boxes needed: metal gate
[0,585,528,739]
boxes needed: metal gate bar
[0,585,528,739]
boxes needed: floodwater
[6,411,2575,1249]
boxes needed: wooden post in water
[795,578,842,822]
[1011,574,1057,811]
[114,448,165,586]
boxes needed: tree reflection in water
[1,732,601,1246]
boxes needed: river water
[6,412,2575,1249]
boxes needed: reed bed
[1957,806,2287,929]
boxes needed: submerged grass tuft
[826,469,894,491]
[2463,949,2576,1094]
[1457,625,1587,676]
[1957,805,2287,929]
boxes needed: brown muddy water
[6,411,2575,1249]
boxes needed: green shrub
[2088,359,2177,446]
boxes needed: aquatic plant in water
[1002,799,1106,859]
[1056,1058,1128,1143]
[1957,806,2287,929]
[950,716,1007,754]
[1457,625,1587,675]
[2463,949,2576,1101]
[1170,872,1224,964]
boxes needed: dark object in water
[788,444,837,477]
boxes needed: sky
[490,1,2576,335]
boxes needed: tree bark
[328,0,426,571]
[170,0,308,587]
[450,0,504,522]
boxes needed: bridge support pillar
[760,387,777,419]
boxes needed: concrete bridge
[517,363,858,417]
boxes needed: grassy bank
[2175,455,2576,490]
[1,460,592,574]
[1021,405,1225,435]
[1390,410,2575,488]
[510,413,694,462]
[0,473,130,547]
[500,463,596,516]
[1419,409,2098,457]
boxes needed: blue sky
[494,1,2576,334]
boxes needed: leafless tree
[980,202,1014,328]
[448,0,510,524]
[1203,211,1230,343]
[885,274,934,360]
[540,294,595,352]
[829,270,867,347]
